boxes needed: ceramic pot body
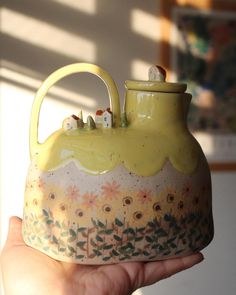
[22,63,214,264]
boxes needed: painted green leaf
[113,234,122,241]
[55,221,61,228]
[148,221,155,228]
[97,220,106,228]
[77,227,87,232]
[77,241,86,248]
[153,218,160,227]
[143,251,150,256]
[76,255,85,259]
[52,235,58,244]
[164,251,171,256]
[132,252,140,256]
[164,214,171,222]
[103,244,113,250]
[93,249,102,256]
[68,236,77,243]
[159,245,164,251]
[42,209,49,217]
[69,229,77,237]
[91,218,97,227]
[112,249,119,256]
[123,228,135,235]
[96,235,104,242]
[115,218,123,227]
[167,237,177,243]
[61,231,68,237]
[156,228,168,237]
[102,256,111,261]
[46,220,53,225]
[145,236,153,243]
[68,245,76,253]
[59,248,66,252]
[135,236,144,242]
[119,256,130,261]
[105,229,113,235]
[67,251,73,257]
[120,242,134,252]
[137,227,146,232]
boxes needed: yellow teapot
[22,63,213,264]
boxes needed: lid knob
[148,65,166,82]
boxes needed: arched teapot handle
[30,63,120,158]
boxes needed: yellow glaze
[33,92,202,175]
[30,63,204,176]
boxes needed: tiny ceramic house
[62,114,79,130]
[102,109,113,128]
[95,109,103,125]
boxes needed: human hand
[1,217,204,295]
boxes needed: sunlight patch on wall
[1,67,97,109]
[131,59,152,80]
[51,0,96,15]
[131,9,160,41]
[1,8,96,61]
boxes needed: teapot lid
[125,65,187,93]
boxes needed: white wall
[1,1,236,295]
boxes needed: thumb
[5,216,24,246]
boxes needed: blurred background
[0,0,236,294]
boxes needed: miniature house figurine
[95,109,103,125]
[102,108,113,128]
[62,114,79,130]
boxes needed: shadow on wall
[1,0,161,111]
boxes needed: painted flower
[153,202,162,212]
[182,182,192,197]
[101,181,120,200]
[102,204,112,213]
[133,211,143,220]
[82,192,98,209]
[59,203,67,211]
[48,192,56,200]
[177,201,184,210]
[75,208,84,217]
[32,198,38,206]
[66,185,80,201]
[123,196,133,206]
[137,189,152,204]
[166,193,175,203]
